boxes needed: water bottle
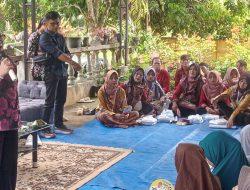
[163,103,167,113]
[162,98,171,115]
[164,98,170,110]
[162,101,169,114]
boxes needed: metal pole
[23,0,28,79]
[119,0,123,65]
[125,0,128,66]
[31,0,36,33]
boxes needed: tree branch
[98,0,111,26]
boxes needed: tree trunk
[86,0,97,29]
[93,0,99,24]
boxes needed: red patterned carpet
[16,142,132,190]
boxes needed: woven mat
[16,142,132,190]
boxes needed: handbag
[29,53,51,80]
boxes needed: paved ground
[63,98,98,128]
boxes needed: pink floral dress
[0,74,20,131]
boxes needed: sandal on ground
[39,132,56,139]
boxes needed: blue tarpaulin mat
[47,120,240,190]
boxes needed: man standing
[39,11,81,134]
[237,60,248,76]
[174,54,190,88]
[151,57,170,93]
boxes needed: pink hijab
[202,70,224,99]
[223,67,240,88]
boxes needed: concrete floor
[63,98,98,128]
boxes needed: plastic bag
[141,115,157,125]
[209,124,237,129]
[202,114,220,121]
[188,114,204,124]
[209,118,227,125]
[157,110,175,123]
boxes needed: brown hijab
[175,143,221,190]
[100,70,120,111]
[203,70,224,100]
[103,70,119,95]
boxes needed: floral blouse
[0,75,20,131]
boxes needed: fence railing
[6,43,121,85]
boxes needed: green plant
[135,31,178,65]
[176,35,216,63]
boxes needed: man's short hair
[180,54,189,61]
[151,57,161,65]
[199,62,209,68]
[237,60,247,68]
[45,11,61,20]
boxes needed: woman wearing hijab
[199,131,249,190]
[172,63,204,117]
[144,67,166,114]
[197,70,228,115]
[223,67,240,88]
[175,143,221,190]
[212,72,250,128]
[121,67,153,115]
[96,70,139,128]
[240,124,250,163]
[232,166,250,190]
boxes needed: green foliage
[1,0,249,42]
[176,35,216,62]
[129,32,249,89]
[149,0,249,39]
[133,31,179,66]
[211,39,250,76]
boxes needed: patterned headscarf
[231,72,250,103]
[125,67,145,105]
[179,63,203,103]
[144,67,165,100]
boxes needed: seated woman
[197,70,227,115]
[199,131,249,190]
[212,72,250,128]
[144,67,166,114]
[232,166,250,190]
[175,143,221,190]
[96,70,139,128]
[223,67,240,88]
[240,124,250,163]
[121,67,153,115]
[172,63,203,117]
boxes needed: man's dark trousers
[43,73,67,128]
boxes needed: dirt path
[64,99,98,128]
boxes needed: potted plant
[90,27,112,45]
[59,19,85,48]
